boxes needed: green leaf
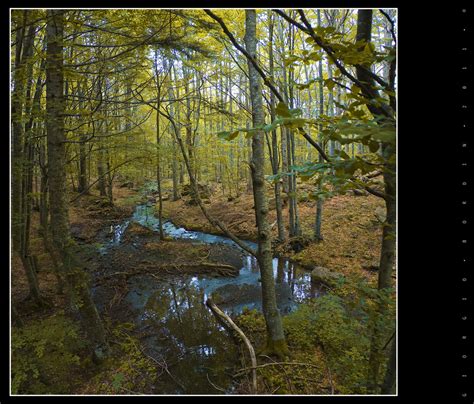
[112,373,125,390]
[325,79,336,91]
[284,55,300,66]
[307,52,322,62]
[283,117,307,129]
[263,118,283,132]
[371,128,395,143]
[289,107,303,117]
[217,130,239,141]
[275,102,292,118]
[338,150,350,159]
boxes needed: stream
[94,203,322,394]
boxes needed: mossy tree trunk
[46,9,108,358]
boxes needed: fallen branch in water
[206,298,257,394]
[95,262,239,284]
[206,373,227,393]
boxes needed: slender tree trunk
[13,15,45,303]
[314,10,325,241]
[277,19,289,196]
[97,142,107,196]
[167,63,180,201]
[154,51,165,240]
[268,11,286,243]
[156,111,164,239]
[77,84,88,194]
[245,10,288,358]
[12,12,35,252]
[281,16,300,237]
[105,146,113,205]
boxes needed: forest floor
[161,182,386,285]
[12,180,386,315]
[11,180,390,394]
[11,184,246,318]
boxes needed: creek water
[97,204,322,394]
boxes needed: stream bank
[86,201,320,394]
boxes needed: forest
[10,8,397,395]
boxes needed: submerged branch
[206,298,258,394]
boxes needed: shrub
[11,313,86,394]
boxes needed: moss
[260,337,291,360]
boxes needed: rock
[311,266,345,287]
[374,206,386,223]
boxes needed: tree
[244,9,289,358]
[354,9,396,393]
[267,10,286,242]
[46,9,108,359]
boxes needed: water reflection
[99,204,325,394]
[127,277,238,394]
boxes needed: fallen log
[95,262,239,284]
[206,298,257,394]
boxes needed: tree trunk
[46,10,108,359]
[313,10,325,241]
[154,51,165,239]
[245,10,288,358]
[77,84,88,194]
[12,12,35,252]
[381,335,396,394]
[267,11,286,243]
[355,9,396,393]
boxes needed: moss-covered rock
[311,266,345,287]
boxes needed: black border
[3,1,472,402]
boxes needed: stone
[311,266,345,287]
[374,206,386,223]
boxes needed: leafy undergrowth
[233,285,395,395]
[12,313,87,394]
[11,185,145,395]
[77,323,159,395]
